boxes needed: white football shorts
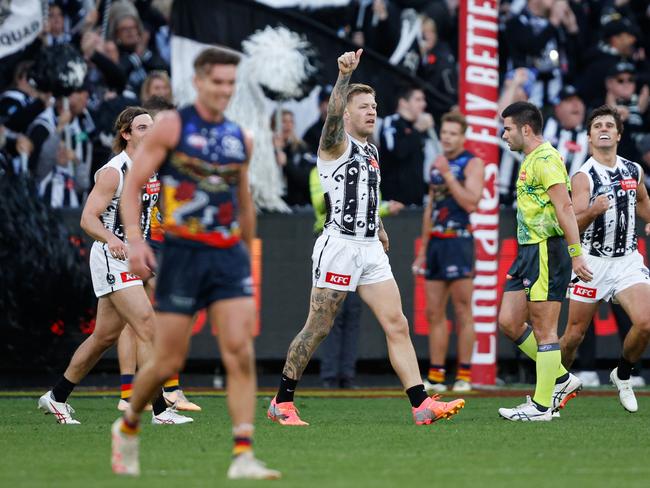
[311,234,393,291]
[569,250,650,303]
[89,241,143,297]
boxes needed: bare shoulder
[318,137,349,162]
[571,171,589,188]
[94,166,121,190]
[468,157,485,171]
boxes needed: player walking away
[412,111,484,393]
[267,49,465,427]
[497,101,592,422]
[560,105,650,413]
[116,96,201,413]
[112,48,280,480]
[38,107,192,426]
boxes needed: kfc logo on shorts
[621,179,637,191]
[120,272,140,283]
[572,285,596,299]
[325,272,351,286]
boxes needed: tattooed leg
[282,287,347,380]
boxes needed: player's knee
[425,305,445,326]
[158,353,185,378]
[635,319,650,336]
[222,341,254,374]
[497,313,516,337]
[93,329,121,350]
[384,313,409,340]
[562,326,586,349]
[132,310,156,342]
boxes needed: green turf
[2,395,649,487]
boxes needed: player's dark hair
[501,101,543,135]
[112,106,149,154]
[142,95,175,117]
[193,48,240,75]
[586,105,623,136]
[397,85,423,102]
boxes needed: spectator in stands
[27,85,95,199]
[504,0,580,106]
[348,0,401,57]
[497,68,535,206]
[303,85,332,153]
[80,29,128,108]
[272,109,316,207]
[379,87,433,205]
[44,3,73,46]
[49,0,98,41]
[543,85,588,176]
[108,1,168,96]
[416,17,457,116]
[140,70,172,104]
[604,61,649,163]
[578,13,642,107]
[65,83,96,197]
[379,85,431,206]
[0,62,51,158]
[38,140,80,208]
[27,97,71,184]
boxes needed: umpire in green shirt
[496,101,592,421]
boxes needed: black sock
[52,376,76,403]
[276,374,298,404]
[406,384,429,408]
[152,391,168,415]
[555,373,570,384]
[617,357,634,380]
[532,400,549,412]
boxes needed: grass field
[2,391,650,488]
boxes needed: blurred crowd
[1,0,172,208]
[1,0,650,211]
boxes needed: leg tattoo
[282,288,347,379]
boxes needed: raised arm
[318,49,363,161]
[571,172,609,233]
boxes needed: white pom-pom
[241,25,315,100]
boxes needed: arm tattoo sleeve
[319,73,352,152]
[282,288,347,379]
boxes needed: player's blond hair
[441,111,468,133]
[346,83,375,104]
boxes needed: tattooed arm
[378,217,389,252]
[318,49,363,161]
[282,287,347,379]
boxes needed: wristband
[567,244,582,257]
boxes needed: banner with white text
[0,0,44,59]
[459,0,500,385]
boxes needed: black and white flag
[0,0,44,59]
